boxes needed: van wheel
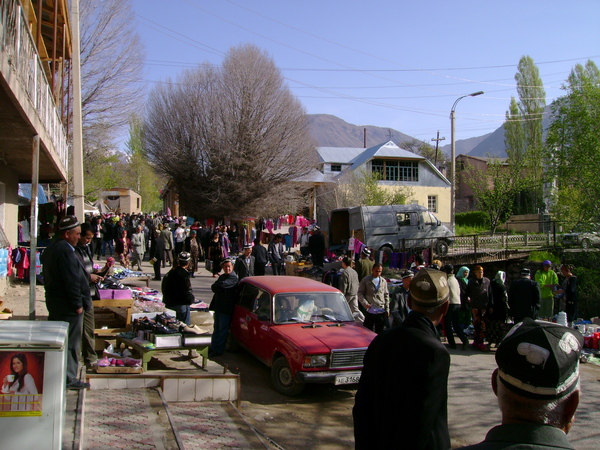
[436,240,449,256]
[271,357,304,396]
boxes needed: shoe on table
[67,380,90,390]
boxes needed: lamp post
[450,91,484,233]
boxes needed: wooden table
[116,336,209,371]
[93,299,134,334]
[120,276,151,287]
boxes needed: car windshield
[273,292,354,324]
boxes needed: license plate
[335,375,360,385]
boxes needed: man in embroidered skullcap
[460,318,583,449]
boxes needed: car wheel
[581,239,590,249]
[271,357,304,396]
[436,240,449,256]
[225,331,239,352]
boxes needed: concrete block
[195,378,213,401]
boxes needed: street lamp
[450,91,484,233]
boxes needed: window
[397,212,418,227]
[330,164,342,172]
[371,160,384,178]
[428,195,438,213]
[371,160,418,181]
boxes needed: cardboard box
[112,289,132,300]
[182,335,211,346]
[151,333,182,348]
[98,289,112,300]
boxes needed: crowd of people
[340,250,578,352]
[353,265,585,449]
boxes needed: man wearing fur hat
[354,268,451,449]
[460,319,583,449]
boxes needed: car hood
[272,322,376,353]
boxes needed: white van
[323,205,454,256]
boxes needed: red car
[229,276,377,396]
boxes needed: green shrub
[456,211,488,228]
[528,251,560,264]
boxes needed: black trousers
[364,311,387,334]
[255,262,266,276]
[49,311,83,383]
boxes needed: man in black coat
[308,226,326,268]
[208,258,239,357]
[508,268,541,323]
[251,238,268,276]
[42,215,91,390]
[233,244,255,279]
[353,268,451,449]
[161,252,195,324]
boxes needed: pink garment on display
[265,220,274,233]
[354,239,364,255]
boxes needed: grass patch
[528,250,560,264]
[455,225,488,235]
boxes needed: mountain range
[308,110,553,158]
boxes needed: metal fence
[390,231,559,267]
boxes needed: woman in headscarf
[456,266,472,331]
[487,271,510,347]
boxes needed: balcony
[0,0,70,183]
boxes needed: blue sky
[131,0,600,143]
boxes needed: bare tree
[144,44,317,218]
[68,0,146,200]
[80,0,145,132]
[317,170,413,214]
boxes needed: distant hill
[307,113,493,155]
[440,133,493,157]
[307,114,415,148]
[459,105,554,158]
[308,108,553,157]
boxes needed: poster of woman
[0,351,44,416]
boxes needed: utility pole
[431,131,445,168]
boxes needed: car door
[235,284,273,363]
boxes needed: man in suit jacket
[357,263,389,334]
[354,268,451,449]
[42,215,92,390]
[234,244,255,279]
[339,257,362,320]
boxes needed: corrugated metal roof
[316,147,366,164]
[293,168,334,183]
[350,141,423,170]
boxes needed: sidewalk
[2,257,267,450]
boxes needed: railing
[387,231,558,267]
[0,0,69,174]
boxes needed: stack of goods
[97,276,133,300]
[96,344,142,372]
[131,313,210,348]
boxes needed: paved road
[5,257,600,449]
